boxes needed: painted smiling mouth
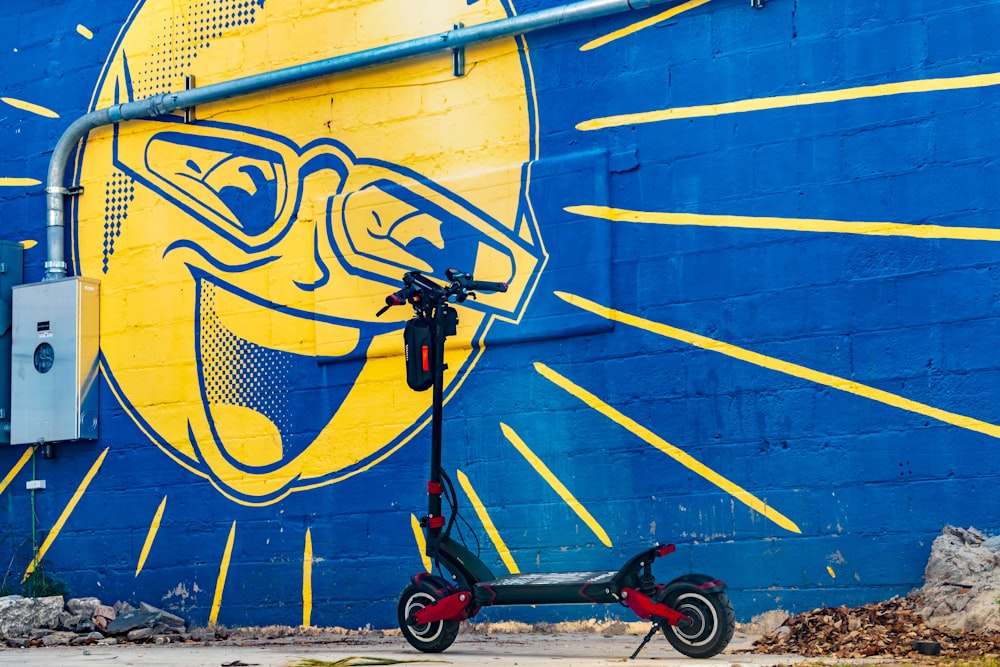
[192,273,379,473]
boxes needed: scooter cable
[439,469,482,558]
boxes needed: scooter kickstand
[629,620,662,660]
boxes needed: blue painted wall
[2,0,1000,630]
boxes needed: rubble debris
[92,604,116,631]
[106,605,184,635]
[919,525,1000,631]
[0,595,189,648]
[65,597,101,618]
[40,630,78,646]
[0,595,64,639]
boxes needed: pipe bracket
[184,75,197,123]
[45,186,83,196]
[452,23,466,77]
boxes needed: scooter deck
[474,570,622,606]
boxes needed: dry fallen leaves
[752,596,1000,659]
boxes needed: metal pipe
[44,0,673,280]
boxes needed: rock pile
[919,525,1000,631]
[0,595,188,647]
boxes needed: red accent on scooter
[621,587,691,627]
[698,578,725,590]
[427,516,446,529]
[576,582,601,603]
[427,481,443,495]
[656,544,676,557]
[421,345,430,371]
[411,591,473,624]
[479,584,497,606]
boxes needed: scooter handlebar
[377,269,507,316]
[444,268,509,294]
[376,287,412,317]
[467,279,508,293]
[385,290,409,306]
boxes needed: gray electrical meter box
[10,277,100,445]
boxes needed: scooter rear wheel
[660,587,735,658]
[398,583,460,653]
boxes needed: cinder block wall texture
[1,0,998,628]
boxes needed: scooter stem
[425,302,452,554]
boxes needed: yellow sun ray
[303,528,313,627]
[209,521,237,626]
[0,447,34,495]
[456,470,520,573]
[0,97,59,118]
[499,423,612,547]
[410,514,432,573]
[136,496,167,576]
[577,71,1000,131]
[580,0,712,51]
[76,24,94,40]
[534,362,800,534]
[557,291,1000,441]
[23,448,109,582]
[0,178,42,187]
[567,205,1000,242]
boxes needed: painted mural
[2,0,1000,631]
[74,0,543,504]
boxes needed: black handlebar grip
[376,290,406,317]
[469,280,508,293]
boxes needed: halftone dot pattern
[102,171,134,273]
[199,281,294,436]
[133,0,262,99]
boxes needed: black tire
[397,583,460,653]
[660,587,735,658]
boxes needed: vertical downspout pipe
[44,0,673,280]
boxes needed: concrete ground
[0,631,866,667]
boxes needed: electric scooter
[377,269,736,659]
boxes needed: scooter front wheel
[398,583,460,653]
[660,587,735,658]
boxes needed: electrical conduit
[43,0,672,280]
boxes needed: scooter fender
[407,573,476,625]
[657,573,727,600]
[409,572,456,599]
